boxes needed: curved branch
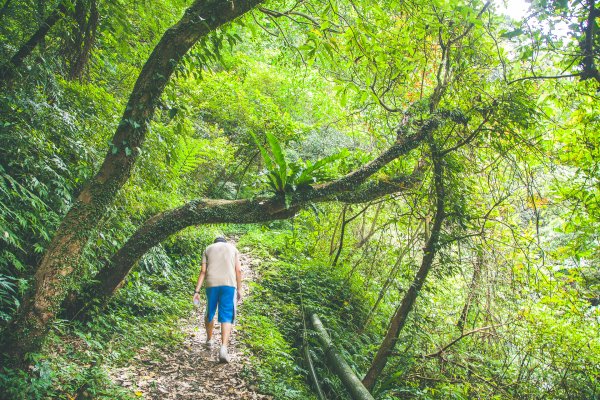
[507,73,581,85]
[310,120,436,198]
[62,120,434,318]
[258,6,321,27]
[423,325,495,358]
[62,103,441,320]
[62,169,424,318]
[440,112,493,156]
[362,149,446,391]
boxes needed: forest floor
[107,250,272,399]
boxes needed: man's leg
[221,322,232,346]
[205,317,215,341]
[205,287,218,345]
[218,287,236,362]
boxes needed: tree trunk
[0,0,12,20]
[580,0,600,84]
[457,250,483,332]
[310,313,375,400]
[360,234,417,333]
[1,0,264,365]
[67,0,99,81]
[0,0,68,85]
[362,152,446,392]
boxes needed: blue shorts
[205,286,236,323]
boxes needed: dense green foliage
[0,227,217,399]
[238,227,373,399]
[1,0,599,398]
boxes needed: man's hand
[237,290,243,303]
[193,292,201,305]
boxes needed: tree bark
[362,151,446,392]
[457,250,483,332]
[67,0,99,81]
[580,0,600,84]
[0,0,13,20]
[1,0,264,365]
[310,313,375,400]
[0,0,68,85]
[360,231,418,333]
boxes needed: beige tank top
[202,242,239,288]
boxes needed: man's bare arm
[193,262,207,300]
[235,252,242,301]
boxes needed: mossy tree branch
[63,163,426,318]
[61,116,437,317]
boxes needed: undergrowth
[1,224,377,399]
[0,228,218,399]
[237,226,375,400]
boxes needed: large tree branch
[63,116,436,318]
[307,120,437,199]
[62,167,424,318]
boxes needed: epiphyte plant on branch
[251,131,348,201]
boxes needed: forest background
[0,0,599,398]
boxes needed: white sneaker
[205,338,214,348]
[219,345,230,363]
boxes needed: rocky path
[108,249,271,399]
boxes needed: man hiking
[193,236,243,363]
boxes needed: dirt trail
[108,249,271,399]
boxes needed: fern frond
[250,131,276,172]
[170,137,205,177]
